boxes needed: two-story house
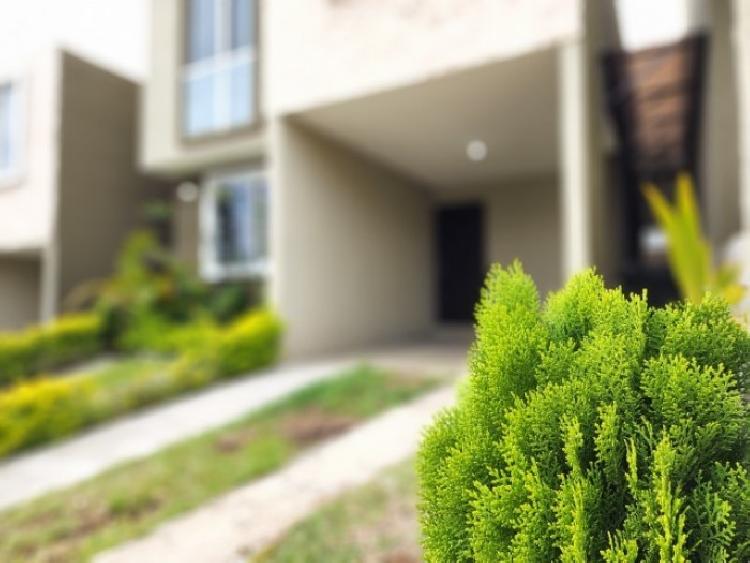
[143,0,750,358]
[0,49,166,330]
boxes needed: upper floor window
[0,82,22,180]
[200,169,268,280]
[183,0,257,138]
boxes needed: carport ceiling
[296,48,560,191]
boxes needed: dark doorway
[436,203,485,322]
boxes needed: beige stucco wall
[437,179,562,298]
[0,50,59,252]
[735,0,750,229]
[704,0,740,249]
[0,255,42,330]
[270,119,433,358]
[173,193,201,272]
[267,0,581,116]
[141,0,267,175]
[582,0,614,284]
[56,52,167,309]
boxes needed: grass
[75,356,172,390]
[0,366,438,562]
[255,459,421,563]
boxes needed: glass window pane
[229,60,253,127]
[216,187,233,263]
[230,184,251,261]
[184,72,215,137]
[213,176,267,268]
[188,0,216,63]
[216,183,250,264]
[0,84,13,172]
[214,64,232,131]
[231,0,253,50]
[249,178,267,260]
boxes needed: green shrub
[0,314,103,387]
[117,313,219,354]
[214,309,284,377]
[96,231,264,352]
[418,263,750,561]
[0,377,93,456]
[207,283,255,323]
[0,309,283,458]
[95,230,208,346]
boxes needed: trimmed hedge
[116,313,219,354]
[0,309,283,458]
[418,264,750,561]
[0,314,103,387]
[215,309,283,377]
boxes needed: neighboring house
[142,0,750,358]
[0,49,165,330]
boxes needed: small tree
[418,263,750,561]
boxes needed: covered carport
[270,45,597,358]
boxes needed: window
[0,81,22,180]
[183,0,257,138]
[201,169,268,280]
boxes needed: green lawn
[255,459,421,563]
[0,367,438,563]
[76,356,172,390]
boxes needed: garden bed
[0,309,282,459]
[0,366,439,562]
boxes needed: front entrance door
[436,203,485,322]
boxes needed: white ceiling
[296,47,560,191]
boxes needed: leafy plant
[96,230,207,336]
[643,173,744,305]
[214,308,284,377]
[0,314,103,387]
[417,263,750,561]
[93,231,262,350]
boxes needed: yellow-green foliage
[644,174,744,305]
[417,263,750,561]
[0,309,282,458]
[0,314,103,387]
[117,314,219,354]
[215,309,283,377]
[0,377,93,456]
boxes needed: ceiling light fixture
[466,139,488,162]
[176,182,199,203]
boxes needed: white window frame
[182,0,257,138]
[0,78,25,187]
[199,168,268,282]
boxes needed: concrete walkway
[95,386,454,563]
[0,357,354,510]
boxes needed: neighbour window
[0,81,21,179]
[201,170,267,280]
[183,0,257,138]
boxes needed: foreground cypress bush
[418,264,750,561]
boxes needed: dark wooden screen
[602,35,708,304]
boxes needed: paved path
[96,386,454,563]
[0,358,354,510]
